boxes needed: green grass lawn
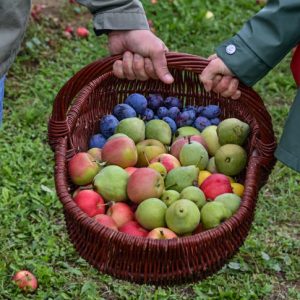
[0,1,299,299]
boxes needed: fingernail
[164,74,174,83]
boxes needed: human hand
[108,30,174,84]
[200,54,241,99]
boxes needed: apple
[93,165,129,202]
[136,139,166,167]
[72,184,93,198]
[147,227,177,239]
[107,202,134,228]
[93,214,118,231]
[76,26,89,38]
[200,173,232,200]
[170,135,208,159]
[124,167,138,176]
[127,168,164,203]
[150,153,181,172]
[74,190,105,217]
[201,201,231,229]
[87,148,102,162]
[68,152,100,185]
[119,221,149,237]
[135,198,167,230]
[102,136,138,168]
[12,270,38,293]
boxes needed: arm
[201,0,300,97]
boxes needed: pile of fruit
[68,93,250,239]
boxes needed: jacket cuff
[216,35,271,86]
[93,12,150,35]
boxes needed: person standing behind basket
[0,0,173,127]
[199,0,300,173]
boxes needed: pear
[165,166,199,193]
[115,117,145,143]
[215,193,241,214]
[180,186,206,209]
[174,126,201,139]
[201,201,231,229]
[161,190,180,207]
[165,199,200,235]
[217,118,250,145]
[215,144,247,176]
[206,157,217,173]
[201,125,221,156]
[179,141,209,170]
[145,120,172,145]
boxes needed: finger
[208,53,217,60]
[231,90,242,100]
[221,78,240,98]
[112,60,125,79]
[122,51,136,80]
[214,76,233,94]
[151,45,174,84]
[144,58,159,79]
[132,53,149,81]
[211,74,222,90]
[199,60,223,91]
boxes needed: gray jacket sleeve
[0,0,31,78]
[216,0,300,86]
[76,0,149,35]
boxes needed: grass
[0,0,299,299]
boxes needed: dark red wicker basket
[48,52,277,285]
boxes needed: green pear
[135,198,167,230]
[206,157,217,173]
[165,199,200,235]
[115,117,145,143]
[201,201,231,229]
[215,193,241,215]
[174,126,201,139]
[180,186,206,209]
[145,120,172,145]
[217,118,250,145]
[215,144,247,176]
[165,166,199,193]
[201,125,221,156]
[179,141,209,170]
[161,190,180,207]
[93,165,128,202]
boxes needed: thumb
[151,46,174,84]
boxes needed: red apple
[124,167,138,176]
[72,184,93,198]
[200,173,233,200]
[76,27,89,38]
[170,135,208,159]
[147,227,177,239]
[127,168,164,203]
[102,136,138,168]
[119,221,149,237]
[74,190,105,217]
[93,214,118,231]
[106,202,134,228]
[68,152,100,186]
[12,270,38,293]
[150,153,180,172]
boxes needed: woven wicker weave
[48,52,276,285]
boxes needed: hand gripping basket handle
[48,52,276,171]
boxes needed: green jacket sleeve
[76,0,149,35]
[216,0,300,86]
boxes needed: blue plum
[176,111,194,127]
[193,116,211,131]
[163,117,177,134]
[142,108,154,121]
[100,114,119,138]
[168,107,180,120]
[113,103,137,120]
[147,94,163,111]
[164,96,182,109]
[89,134,107,149]
[125,93,147,115]
[200,105,221,119]
[210,117,221,125]
[157,106,169,119]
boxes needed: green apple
[201,201,231,229]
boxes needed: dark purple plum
[125,93,147,115]
[164,96,182,109]
[200,105,221,119]
[193,116,211,131]
[100,114,119,138]
[162,117,177,134]
[113,103,137,120]
[147,94,163,111]
[168,107,180,120]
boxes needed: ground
[0,0,299,299]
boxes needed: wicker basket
[48,52,276,285]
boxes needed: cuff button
[226,44,236,55]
